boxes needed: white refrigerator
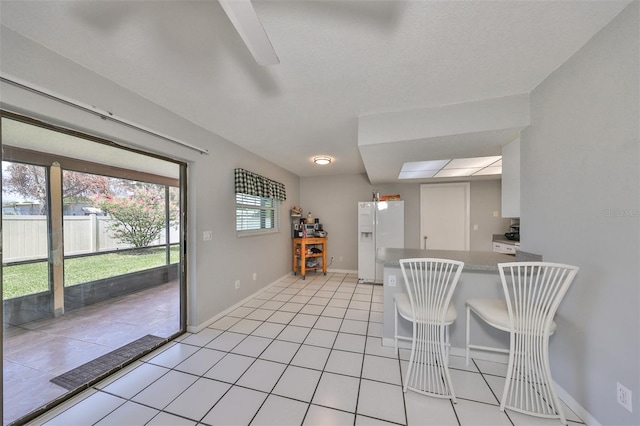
[358,201,404,284]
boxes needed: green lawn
[2,261,48,299]
[2,246,180,300]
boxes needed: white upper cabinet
[502,137,520,218]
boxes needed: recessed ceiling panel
[444,156,502,169]
[435,168,482,178]
[398,170,439,179]
[400,160,451,172]
[474,166,502,176]
[398,155,502,180]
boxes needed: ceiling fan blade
[218,0,280,66]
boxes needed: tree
[93,186,178,248]
[3,164,47,212]
[2,163,111,214]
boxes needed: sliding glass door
[1,112,186,424]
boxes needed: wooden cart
[293,237,327,279]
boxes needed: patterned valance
[234,168,287,201]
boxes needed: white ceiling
[0,0,630,183]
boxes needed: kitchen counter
[376,247,516,272]
[492,234,520,245]
[378,247,514,358]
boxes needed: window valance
[234,168,287,201]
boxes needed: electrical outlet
[618,382,633,412]
[339,256,343,261]
[252,273,257,281]
[388,275,396,287]
[203,230,213,241]
[234,280,240,290]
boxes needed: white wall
[520,3,639,425]
[300,174,509,270]
[0,28,300,329]
[469,180,512,251]
[298,174,372,272]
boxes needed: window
[236,193,280,233]
[234,168,286,235]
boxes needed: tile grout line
[53,274,406,425]
[299,273,351,425]
[203,272,342,424]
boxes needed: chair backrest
[399,258,464,323]
[498,262,579,335]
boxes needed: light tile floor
[28,272,585,426]
[4,280,180,425]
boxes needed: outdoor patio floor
[3,280,181,425]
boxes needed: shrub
[94,187,177,248]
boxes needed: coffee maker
[504,224,520,241]
[292,218,326,238]
[291,222,304,238]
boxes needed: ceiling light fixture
[398,156,502,179]
[314,156,332,165]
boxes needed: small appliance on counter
[313,222,324,237]
[292,217,327,238]
[291,222,303,238]
[303,223,316,237]
[504,224,520,241]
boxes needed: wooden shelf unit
[293,237,327,279]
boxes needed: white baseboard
[554,381,601,426]
[186,276,599,426]
[186,273,290,333]
[382,337,410,350]
[187,270,355,333]
[326,268,357,274]
[450,347,510,365]
[457,348,598,425]
[380,338,598,425]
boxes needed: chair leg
[444,325,450,364]
[442,344,457,404]
[500,334,567,424]
[441,324,456,403]
[465,305,470,366]
[394,301,398,355]
[403,319,417,394]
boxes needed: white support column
[89,213,98,253]
[49,162,65,317]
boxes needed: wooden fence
[2,214,179,262]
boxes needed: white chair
[394,258,464,401]
[466,262,579,424]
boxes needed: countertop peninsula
[376,247,516,272]
[378,247,517,352]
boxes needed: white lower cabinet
[493,241,517,255]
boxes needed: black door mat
[50,334,167,391]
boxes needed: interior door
[420,183,470,250]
